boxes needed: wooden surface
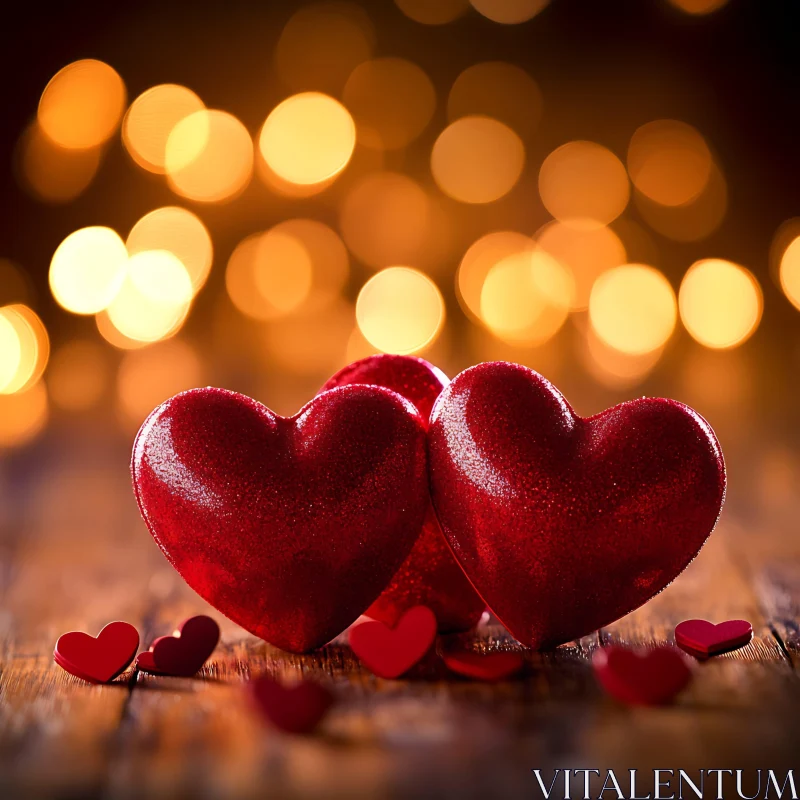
[1,435,799,800]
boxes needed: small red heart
[137,615,220,677]
[134,651,161,673]
[674,619,753,658]
[349,605,437,679]
[249,676,333,734]
[442,651,524,681]
[593,645,693,706]
[54,621,139,684]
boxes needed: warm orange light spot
[117,339,203,427]
[275,3,375,95]
[38,59,126,150]
[457,231,534,322]
[0,314,21,392]
[49,227,128,314]
[679,259,762,349]
[628,120,712,207]
[395,0,469,24]
[448,62,542,138]
[432,116,524,204]
[589,264,677,355]
[0,382,48,448]
[666,0,728,14]
[106,251,194,343]
[356,267,445,354]
[165,110,253,202]
[259,93,355,186]
[779,236,800,311]
[470,0,549,23]
[95,311,148,350]
[582,327,663,390]
[122,84,205,173]
[480,250,572,345]
[340,172,431,268]
[126,207,213,294]
[343,58,436,150]
[48,339,110,412]
[535,222,626,311]
[18,123,101,203]
[539,141,629,228]
[0,305,49,394]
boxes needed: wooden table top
[1,431,798,800]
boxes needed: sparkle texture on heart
[132,385,429,654]
[320,355,485,633]
[54,621,139,683]
[442,651,524,681]
[349,605,437,678]
[137,615,220,676]
[249,676,334,734]
[428,362,726,649]
[593,645,693,706]
[675,619,753,657]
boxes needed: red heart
[428,362,725,649]
[320,355,485,633]
[674,619,753,657]
[349,605,437,678]
[442,651,524,681]
[249,676,334,734]
[136,615,220,676]
[54,621,139,683]
[132,386,429,654]
[593,645,693,705]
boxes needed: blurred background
[1,0,800,528]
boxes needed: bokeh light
[0,313,21,392]
[469,0,549,24]
[117,339,203,428]
[779,236,800,311]
[17,123,101,203]
[38,59,126,150]
[448,62,542,138]
[535,221,627,310]
[394,0,469,24]
[589,264,677,355]
[431,116,525,203]
[340,172,431,268]
[259,93,355,185]
[479,250,572,345]
[667,0,728,14]
[126,207,213,294]
[165,110,253,202]
[0,382,48,449]
[343,58,436,150]
[457,231,534,322]
[0,305,49,394]
[49,227,128,314]
[275,3,376,95]
[679,259,762,349]
[539,141,629,228]
[628,120,712,207]
[95,311,149,350]
[48,339,110,412]
[122,84,205,173]
[356,267,445,354]
[582,327,663,390]
[106,250,193,343]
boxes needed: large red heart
[54,621,139,683]
[593,646,693,705]
[136,615,220,676]
[132,386,429,653]
[428,362,726,649]
[674,619,753,657]
[249,676,334,734]
[320,355,485,633]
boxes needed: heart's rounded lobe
[132,385,429,653]
[320,355,485,633]
[428,361,726,649]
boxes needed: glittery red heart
[349,605,437,678]
[674,618,753,658]
[442,651,524,681]
[54,621,139,683]
[428,362,726,649]
[593,646,693,706]
[136,615,220,676]
[248,676,334,734]
[132,386,429,654]
[320,355,485,633]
